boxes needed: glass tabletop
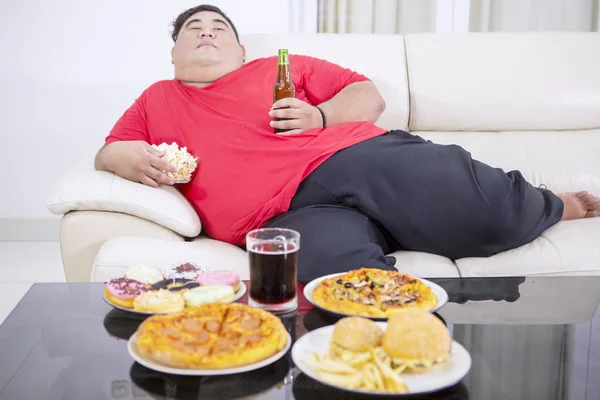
[0,276,598,400]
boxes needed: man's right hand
[95,141,177,188]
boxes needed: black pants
[264,130,563,284]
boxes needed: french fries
[303,347,409,394]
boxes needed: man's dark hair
[171,4,240,43]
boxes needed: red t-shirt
[106,55,388,245]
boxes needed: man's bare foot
[557,191,600,221]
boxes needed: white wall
[0,0,294,222]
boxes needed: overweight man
[95,4,600,283]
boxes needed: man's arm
[97,92,176,187]
[317,81,385,126]
[269,55,386,134]
[94,144,110,171]
[95,140,177,187]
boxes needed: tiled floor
[0,242,64,324]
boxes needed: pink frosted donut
[106,278,150,299]
[196,270,240,291]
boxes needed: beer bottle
[273,48,295,133]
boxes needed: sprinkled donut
[106,278,149,299]
[104,278,150,309]
[164,262,207,280]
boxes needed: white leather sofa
[47,32,600,283]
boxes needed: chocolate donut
[151,278,200,292]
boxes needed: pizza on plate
[312,268,437,318]
[134,303,288,369]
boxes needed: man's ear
[171,47,175,65]
[240,44,246,63]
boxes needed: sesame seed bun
[331,317,383,352]
[383,309,452,372]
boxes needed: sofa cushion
[47,162,202,238]
[456,219,600,277]
[92,217,600,283]
[92,236,249,282]
[405,32,600,131]
[387,251,460,278]
[93,236,460,284]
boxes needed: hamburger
[382,309,452,373]
[330,317,383,365]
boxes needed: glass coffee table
[0,276,598,400]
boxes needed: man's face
[172,11,244,72]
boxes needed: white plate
[292,322,471,396]
[303,273,449,320]
[103,282,247,316]
[128,331,292,376]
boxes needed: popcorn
[152,142,198,183]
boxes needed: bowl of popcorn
[152,142,199,183]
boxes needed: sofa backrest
[405,32,600,132]
[241,32,600,133]
[240,33,410,131]
[400,33,600,195]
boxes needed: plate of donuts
[102,262,246,316]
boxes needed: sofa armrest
[47,162,201,237]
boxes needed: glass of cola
[246,228,300,314]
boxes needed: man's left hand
[269,98,323,135]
